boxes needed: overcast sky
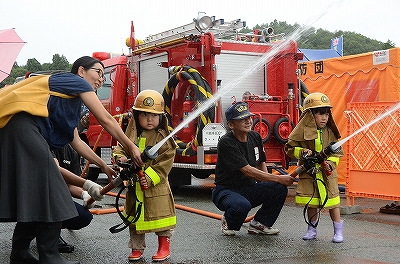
[1,0,399,65]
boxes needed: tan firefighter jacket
[285,110,344,208]
[113,114,177,233]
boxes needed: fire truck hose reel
[163,65,215,156]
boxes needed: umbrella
[0,28,25,82]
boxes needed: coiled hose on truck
[162,65,215,156]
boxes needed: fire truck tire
[273,117,294,144]
[252,118,271,143]
[168,168,192,187]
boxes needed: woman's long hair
[70,56,104,74]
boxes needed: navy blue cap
[225,102,254,120]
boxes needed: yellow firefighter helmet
[303,92,332,110]
[133,90,165,114]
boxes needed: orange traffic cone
[152,236,170,261]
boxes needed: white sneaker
[221,215,235,236]
[248,219,279,235]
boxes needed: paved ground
[1,176,400,264]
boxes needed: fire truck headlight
[194,12,213,32]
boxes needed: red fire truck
[81,13,305,185]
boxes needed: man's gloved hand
[83,180,104,201]
[82,190,94,209]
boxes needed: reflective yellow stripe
[327,156,340,166]
[136,215,176,232]
[315,130,322,152]
[138,137,146,152]
[122,182,176,231]
[138,137,146,171]
[295,195,340,207]
[122,184,143,223]
[294,147,303,159]
[144,166,160,185]
[315,169,327,203]
[138,137,160,185]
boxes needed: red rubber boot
[152,236,170,261]
[128,250,143,261]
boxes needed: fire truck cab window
[96,69,111,100]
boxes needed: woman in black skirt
[0,56,143,264]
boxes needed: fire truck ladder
[138,16,246,50]
[132,13,285,55]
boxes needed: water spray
[147,33,307,157]
[331,102,400,151]
[146,2,346,157]
[290,102,400,178]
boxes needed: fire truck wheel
[252,118,271,143]
[168,167,192,186]
[273,117,294,144]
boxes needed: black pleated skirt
[0,112,78,222]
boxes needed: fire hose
[89,144,341,223]
[289,142,340,178]
[90,192,255,223]
[88,143,340,227]
[86,146,157,205]
[163,65,215,156]
[86,146,159,233]
[86,146,251,231]
[88,144,257,223]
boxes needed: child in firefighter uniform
[113,90,176,261]
[285,92,345,243]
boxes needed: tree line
[1,20,395,88]
[249,20,395,54]
[1,54,71,87]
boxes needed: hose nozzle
[141,146,158,161]
[117,146,158,191]
[319,142,341,161]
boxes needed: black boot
[58,236,75,253]
[36,222,80,264]
[10,222,39,264]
